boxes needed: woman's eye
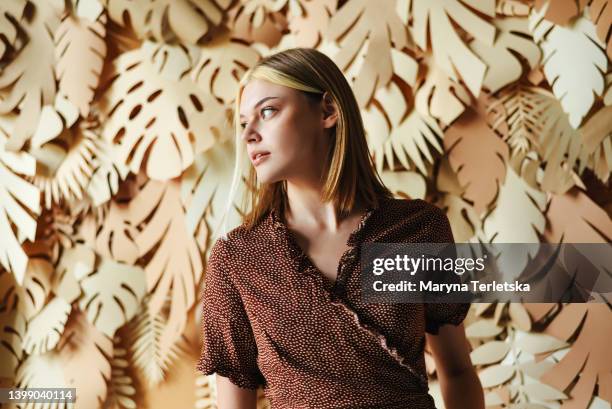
[261,106,276,119]
[240,122,247,129]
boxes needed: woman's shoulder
[380,196,447,220]
[210,212,275,256]
[376,197,453,241]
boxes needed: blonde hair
[213,48,393,241]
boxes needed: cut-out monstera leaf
[0,308,26,378]
[101,41,226,181]
[325,0,408,107]
[23,296,72,355]
[103,0,231,44]
[0,0,27,59]
[288,0,337,47]
[0,0,63,151]
[408,0,496,97]
[78,257,147,338]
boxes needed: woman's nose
[241,122,261,143]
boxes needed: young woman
[196,48,484,409]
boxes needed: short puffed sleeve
[424,205,471,335]
[196,239,265,389]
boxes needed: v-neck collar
[268,201,379,295]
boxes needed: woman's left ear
[321,92,339,129]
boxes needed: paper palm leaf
[128,300,182,387]
[101,41,225,181]
[0,0,63,151]
[79,257,147,338]
[86,134,130,207]
[0,117,41,283]
[182,136,248,244]
[581,105,612,184]
[0,259,51,326]
[55,10,107,117]
[128,179,203,357]
[444,108,510,216]
[490,85,548,154]
[529,6,608,129]
[23,296,72,355]
[363,81,443,176]
[191,32,261,104]
[326,0,408,107]
[379,170,426,199]
[0,0,27,59]
[30,126,102,209]
[59,309,113,409]
[409,0,496,97]
[105,335,137,409]
[104,0,231,44]
[94,201,140,264]
[470,16,541,93]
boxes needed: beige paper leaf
[15,349,70,403]
[94,201,140,264]
[581,105,612,184]
[325,0,408,107]
[288,0,336,47]
[191,32,261,104]
[470,341,511,366]
[182,136,248,241]
[545,187,612,243]
[0,308,26,378]
[478,364,516,388]
[540,305,611,408]
[30,127,103,209]
[466,318,505,338]
[103,0,230,44]
[129,179,203,355]
[79,257,147,338]
[409,0,496,97]
[0,117,41,283]
[490,85,547,154]
[516,332,569,355]
[30,95,80,149]
[59,309,112,409]
[228,1,288,48]
[379,170,426,199]
[470,17,541,93]
[0,258,52,324]
[529,6,608,129]
[105,335,137,409]
[415,54,472,126]
[55,11,107,117]
[535,89,590,193]
[0,0,63,151]
[86,134,131,207]
[128,301,183,387]
[590,0,612,60]
[100,41,225,180]
[0,0,27,59]
[363,81,443,175]
[437,193,481,243]
[444,108,510,216]
[482,163,546,244]
[23,296,72,355]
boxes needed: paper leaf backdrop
[0,0,610,408]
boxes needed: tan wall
[0,0,610,408]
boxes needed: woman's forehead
[240,80,297,114]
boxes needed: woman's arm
[426,323,484,409]
[216,375,258,409]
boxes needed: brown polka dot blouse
[197,196,471,408]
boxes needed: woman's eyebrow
[239,96,280,119]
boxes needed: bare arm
[426,323,484,409]
[216,375,258,409]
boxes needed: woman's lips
[252,152,270,166]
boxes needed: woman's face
[239,78,336,185]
